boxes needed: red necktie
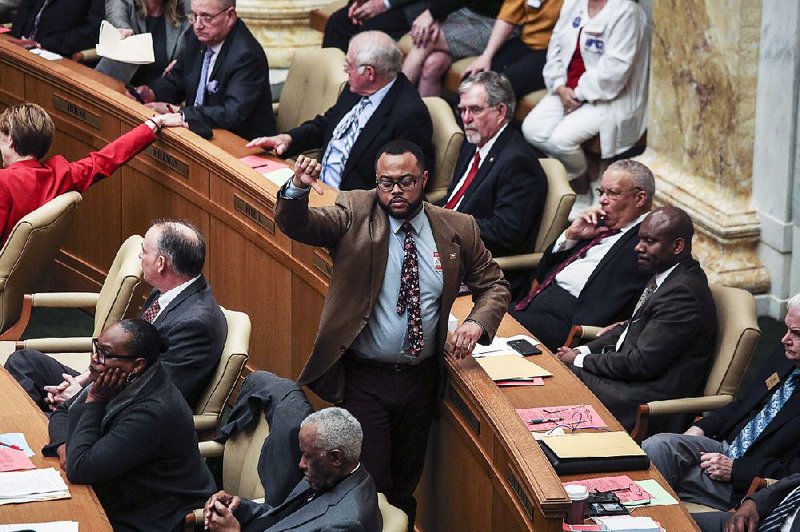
[514,229,620,311]
[397,222,424,356]
[444,151,481,210]
[140,298,161,323]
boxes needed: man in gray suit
[204,407,382,532]
[5,219,227,410]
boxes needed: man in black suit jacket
[439,71,546,261]
[5,219,227,410]
[510,159,655,350]
[693,473,800,531]
[247,30,434,191]
[134,0,276,140]
[555,207,717,431]
[205,407,382,532]
[10,0,103,57]
[323,0,429,52]
[643,297,800,511]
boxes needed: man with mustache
[554,207,717,431]
[274,142,510,527]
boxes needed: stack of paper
[96,20,154,64]
[0,522,78,532]
[593,516,661,531]
[562,475,650,505]
[239,155,294,187]
[541,432,647,459]
[476,354,552,382]
[0,468,70,505]
[0,448,35,472]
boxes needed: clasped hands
[348,0,387,24]
[410,9,440,48]
[204,490,242,531]
[555,86,582,114]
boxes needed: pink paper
[239,155,289,173]
[516,404,607,431]
[0,27,10,34]
[0,447,36,471]
[496,378,544,387]
[563,475,651,504]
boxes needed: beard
[378,194,425,220]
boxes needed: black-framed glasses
[595,186,642,200]
[375,173,423,192]
[92,338,134,365]
[188,7,230,25]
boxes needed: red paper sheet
[516,404,607,431]
[563,475,651,504]
[496,377,545,387]
[239,155,289,173]
[0,447,36,471]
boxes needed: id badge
[527,0,542,8]
[433,252,443,272]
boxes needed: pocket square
[207,80,219,94]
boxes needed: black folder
[538,440,650,475]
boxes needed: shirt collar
[208,40,224,54]
[654,262,680,288]
[620,211,650,234]
[389,207,427,236]
[157,274,200,311]
[365,76,396,106]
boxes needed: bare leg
[419,50,453,97]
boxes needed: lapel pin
[449,253,457,260]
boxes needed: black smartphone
[597,215,607,228]
[125,84,146,104]
[507,339,541,356]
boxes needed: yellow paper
[541,431,646,459]
[476,354,552,380]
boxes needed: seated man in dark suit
[510,159,655,350]
[323,0,430,52]
[132,0,276,140]
[6,219,227,410]
[205,407,382,532]
[439,71,546,290]
[10,0,103,57]
[555,207,717,431]
[246,30,434,191]
[693,472,800,532]
[643,295,800,512]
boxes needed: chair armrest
[72,47,99,63]
[21,337,93,353]
[184,507,204,532]
[564,325,603,347]
[31,292,99,308]
[198,440,224,458]
[194,414,220,432]
[630,395,734,442]
[494,253,543,271]
[746,477,769,496]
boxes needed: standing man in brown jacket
[275,140,510,527]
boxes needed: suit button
[362,316,369,322]
[340,346,346,352]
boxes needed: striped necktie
[320,97,370,187]
[194,48,214,106]
[758,484,800,531]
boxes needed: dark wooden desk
[0,367,112,529]
[0,39,698,531]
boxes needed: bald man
[555,207,717,432]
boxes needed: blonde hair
[0,103,54,160]
[133,0,186,27]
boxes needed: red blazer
[0,124,156,242]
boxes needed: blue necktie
[758,484,800,531]
[320,97,370,187]
[726,370,800,460]
[194,48,214,106]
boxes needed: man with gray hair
[247,30,434,191]
[204,407,382,532]
[643,293,800,514]
[511,159,656,349]
[439,71,546,291]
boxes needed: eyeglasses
[375,173,423,192]
[342,61,372,73]
[188,7,230,25]
[456,104,497,117]
[595,187,642,200]
[92,338,134,365]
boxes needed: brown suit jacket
[275,188,510,403]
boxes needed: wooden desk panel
[0,367,112,529]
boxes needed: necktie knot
[400,221,414,234]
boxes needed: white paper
[472,334,540,358]
[0,467,69,498]
[97,20,155,64]
[0,521,78,531]
[0,433,35,457]
[594,515,660,531]
[29,48,62,61]
[263,168,295,188]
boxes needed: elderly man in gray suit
[204,407,382,532]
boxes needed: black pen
[528,417,563,425]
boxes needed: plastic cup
[564,484,589,525]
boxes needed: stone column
[636,0,770,294]
[238,0,332,68]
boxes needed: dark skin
[725,499,760,532]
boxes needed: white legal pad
[97,20,155,64]
[0,467,70,505]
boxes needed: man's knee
[641,432,673,457]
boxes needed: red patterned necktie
[140,298,161,324]
[514,229,620,311]
[444,151,481,210]
[397,222,424,356]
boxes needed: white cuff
[573,350,589,368]
[383,0,392,8]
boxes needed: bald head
[348,31,402,80]
[635,207,694,274]
[152,219,206,278]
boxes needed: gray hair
[350,31,402,78]
[788,294,800,313]
[152,219,206,277]
[301,407,363,465]
[606,159,656,207]
[458,71,516,121]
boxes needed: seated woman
[10,0,103,57]
[521,0,649,206]
[44,319,216,531]
[96,0,191,85]
[461,0,561,100]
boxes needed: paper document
[0,448,35,472]
[0,433,35,457]
[0,522,78,532]
[30,48,62,61]
[262,168,295,188]
[517,405,607,431]
[97,20,154,64]
[541,432,646,459]
[496,378,544,387]
[0,467,70,505]
[632,480,678,507]
[592,515,661,531]
[472,334,539,358]
[477,354,552,381]
[563,475,650,505]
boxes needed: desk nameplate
[53,95,101,129]
[145,145,189,178]
[313,251,333,279]
[234,195,275,235]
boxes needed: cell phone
[125,84,146,104]
[507,339,541,356]
[588,501,629,516]
[596,216,607,228]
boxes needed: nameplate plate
[507,470,535,522]
[52,95,100,129]
[313,252,332,279]
[447,386,480,436]
[234,196,275,235]
[145,146,189,177]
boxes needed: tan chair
[275,47,348,134]
[422,96,464,203]
[630,285,761,440]
[493,159,576,271]
[0,191,82,340]
[193,308,250,432]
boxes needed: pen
[528,417,563,425]
[0,440,24,451]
